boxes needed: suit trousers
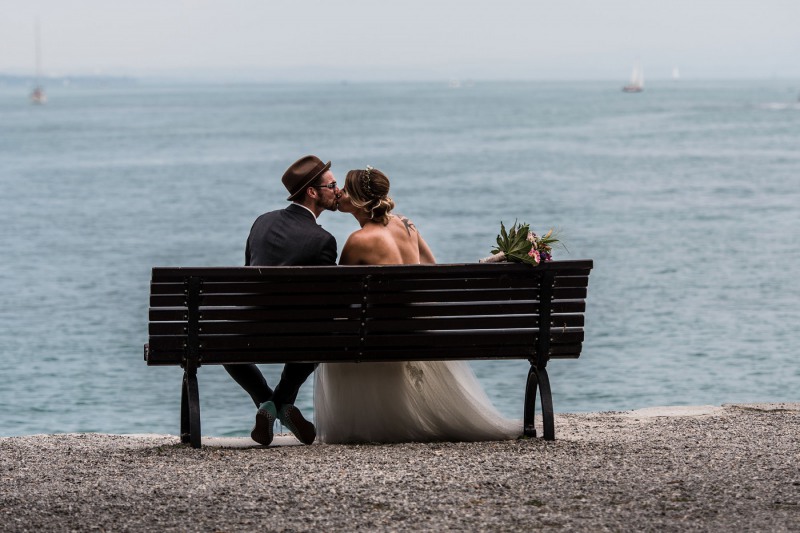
[224,362,317,409]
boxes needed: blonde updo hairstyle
[345,166,395,225]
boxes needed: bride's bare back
[340,215,435,265]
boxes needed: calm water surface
[1,80,798,437]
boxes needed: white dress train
[314,360,522,444]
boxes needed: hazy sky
[2,0,799,80]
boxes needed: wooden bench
[145,260,593,448]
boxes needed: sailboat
[30,18,46,105]
[622,62,644,93]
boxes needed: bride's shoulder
[341,225,393,265]
[390,214,419,234]
[344,224,391,248]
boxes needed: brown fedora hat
[282,155,332,201]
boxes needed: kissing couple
[224,155,521,445]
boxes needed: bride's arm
[418,234,436,264]
[396,214,436,264]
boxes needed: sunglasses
[312,182,338,190]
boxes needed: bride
[314,166,521,444]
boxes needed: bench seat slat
[146,347,354,365]
[146,345,546,365]
[151,293,364,307]
[147,344,543,362]
[148,328,584,354]
[550,314,585,328]
[150,288,587,308]
[362,329,583,347]
[149,261,594,282]
[366,317,585,333]
[371,277,542,291]
[150,332,523,352]
[148,302,586,322]
[355,345,538,360]
[148,334,361,351]
[148,314,583,332]
[371,274,589,291]
[365,316,537,332]
[150,330,568,355]
[366,331,533,348]
[364,286,586,304]
[145,344,584,365]
[366,290,534,305]
[552,275,590,288]
[365,302,540,318]
[551,300,586,313]
[149,320,363,336]
[548,343,584,357]
[361,301,586,318]
[149,307,363,322]
[150,281,365,296]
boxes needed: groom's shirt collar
[291,202,317,219]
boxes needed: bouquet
[479,221,563,266]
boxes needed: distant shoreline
[2,73,799,87]
[2,403,798,531]
[0,73,137,88]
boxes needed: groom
[225,155,341,446]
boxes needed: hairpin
[362,165,374,197]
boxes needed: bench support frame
[524,366,555,440]
[523,271,556,440]
[180,276,203,448]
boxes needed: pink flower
[528,248,541,264]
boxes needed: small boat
[622,62,644,93]
[29,18,46,105]
[30,86,46,104]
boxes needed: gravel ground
[1,403,798,532]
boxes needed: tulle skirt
[314,360,522,444]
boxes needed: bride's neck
[354,211,375,228]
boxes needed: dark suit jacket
[245,203,337,266]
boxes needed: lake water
[1,79,798,437]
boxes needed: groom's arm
[320,233,338,265]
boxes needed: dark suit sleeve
[320,233,338,266]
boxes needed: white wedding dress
[314,360,522,444]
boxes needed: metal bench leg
[537,367,555,441]
[180,368,201,448]
[524,365,539,437]
[524,366,556,440]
